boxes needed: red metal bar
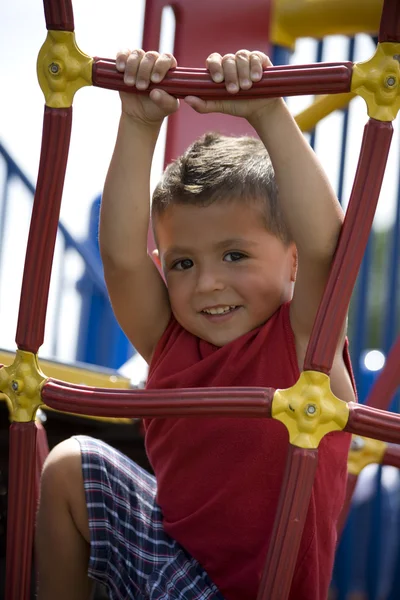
[304,119,393,374]
[16,107,72,353]
[42,379,274,418]
[6,422,37,600]
[382,444,400,469]
[379,0,400,43]
[92,59,353,99]
[345,403,400,444]
[337,473,358,539]
[366,334,400,410]
[35,422,49,499]
[257,446,318,600]
[42,0,74,31]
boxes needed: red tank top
[145,303,354,600]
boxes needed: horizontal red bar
[42,379,274,419]
[345,403,400,444]
[382,444,400,469]
[92,60,353,99]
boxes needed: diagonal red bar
[42,379,274,418]
[16,107,72,353]
[6,422,38,600]
[92,59,353,99]
[379,0,400,43]
[257,446,318,600]
[304,119,393,374]
[337,472,358,539]
[382,444,400,469]
[345,403,400,444]
[366,334,400,410]
[42,0,74,31]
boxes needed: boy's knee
[41,438,83,500]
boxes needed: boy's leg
[36,438,93,600]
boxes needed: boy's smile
[156,200,296,346]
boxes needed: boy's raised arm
[100,50,179,363]
[249,98,344,343]
[186,51,345,345]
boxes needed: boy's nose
[195,269,225,293]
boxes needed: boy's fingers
[151,53,177,83]
[250,51,272,81]
[221,54,239,93]
[116,49,131,71]
[124,49,145,85]
[136,51,160,89]
[235,50,252,89]
[150,89,179,113]
[206,53,224,83]
[185,96,227,114]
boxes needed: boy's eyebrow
[214,238,259,250]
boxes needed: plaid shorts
[75,436,224,600]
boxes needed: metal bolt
[350,436,365,452]
[11,380,18,392]
[49,62,60,74]
[305,403,317,416]
[394,54,400,63]
[385,75,397,87]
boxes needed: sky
[0,1,399,377]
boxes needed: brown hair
[151,132,292,244]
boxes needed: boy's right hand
[116,50,179,126]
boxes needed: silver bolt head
[386,76,397,87]
[11,380,18,391]
[305,403,317,415]
[49,62,60,74]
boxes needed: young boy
[36,50,356,600]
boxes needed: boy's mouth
[201,305,240,316]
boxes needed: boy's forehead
[154,199,267,244]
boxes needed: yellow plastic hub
[272,371,350,449]
[347,435,387,475]
[0,350,46,422]
[37,30,93,108]
[351,42,400,122]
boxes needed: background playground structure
[0,0,400,599]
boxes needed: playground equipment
[1,0,400,599]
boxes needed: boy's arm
[100,50,178,363]
[186,51,345,347]
[249,99,345,344]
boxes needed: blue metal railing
[0,140,133,369]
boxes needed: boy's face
[155,200,297,347]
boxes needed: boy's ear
[290,244,298,282]
[152,249,162,270]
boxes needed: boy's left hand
[184,50,281,122]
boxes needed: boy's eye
[224,251,246,262]
[172,258,194,270]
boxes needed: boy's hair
[151,132,292,245]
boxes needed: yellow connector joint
[351,42,400,122]
[272,371,349,449]
[37,30,93,108]
[347,435,386,476]
[0,350,46,422]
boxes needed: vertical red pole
[257,446,319,600]
[35,422,49,498]
[16,107,72,354]
[6,422,38,600]
[304,119,393,374]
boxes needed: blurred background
[1,1,400,598]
